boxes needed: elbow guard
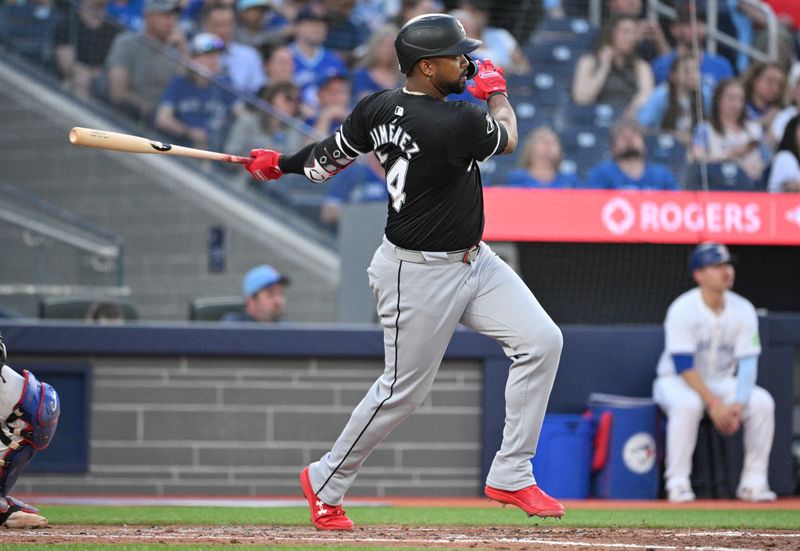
[302,130,359,183]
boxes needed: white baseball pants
[308,236,563,505]
[653,374,775,491]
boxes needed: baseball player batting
[245,13,564,530]
[653,243,776,503]
[0,332,60,528]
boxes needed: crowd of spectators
[3,0,800,228]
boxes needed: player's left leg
[737,385,776,501]
[459,244,564,517]
[0,334,61,528]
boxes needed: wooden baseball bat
[68,127,250,164]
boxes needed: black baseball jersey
[342,89,508,251]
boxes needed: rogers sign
[602,197,761,236]
[481,189,800,245]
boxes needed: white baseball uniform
[652,288,775,491]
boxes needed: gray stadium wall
[0,317,796,498]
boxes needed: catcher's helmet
[689,242,733,272]
[395,13,481,77]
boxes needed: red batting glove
[246,149,283,181]
[467,59,508,101]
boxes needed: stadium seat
[645,133,688,187]
[188,296,244,321]
[525,42,582,69]
[512,99,554,136]
[481,155,519,187]
[554,102,617,133]
[39,297,139,320]
[0,4,56,69]
[0,304,22,319]
[559,127,609,177]
[529,17,597,48]
[686,162,757,191]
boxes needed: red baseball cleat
[485,484,565,518]
[300,467,354,531]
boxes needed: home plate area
[5,525,800,550]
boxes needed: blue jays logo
[623,432,656,474]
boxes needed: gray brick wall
[16,356,484,497]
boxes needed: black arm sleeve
[278,143,315,174]
[276,130,361,183]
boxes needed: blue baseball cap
[689,242,733,272]
[237,0,270,11]
[243,265,289,297]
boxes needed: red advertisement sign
[483,189,800,245]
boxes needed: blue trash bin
[588,393,659,499]
[531,413,593,499]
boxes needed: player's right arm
[468,59,517,154]
[487,94,517,154]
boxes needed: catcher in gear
[0,332,61,528]
[245,13,564,530]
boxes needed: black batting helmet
[395,13,481,78]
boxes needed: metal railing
[0,181,127,296]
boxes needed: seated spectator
[725,0,757,74]
[693,78,767,182]
[651,4,734,93]
[751,12,799,76]
[201,3,266,96]
[767,114,800,192]
[353,0,398,32]
[607,0,670,62]
[234,0,274,49]
[85,301,124,324]
[572,15,654,116]
[154,32,244,151]
[320,154,387,226]
[351,23,401,101]
[290,3,348,112]
[324,0,371,66]
[224,80,308,188]
[769,62,800,146]
[54,0,120,101]
[261,43,295,86]
[104,0,186,122]
[222,264,289,322]
[504,127,580,188]
[458,0,530,74]
[395,0,443,26]
[742,61,787,131]
[638,54,709,145]
[584,119,679,190]
[306,69,351,136]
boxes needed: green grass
[0,547,422,551]
[32,505,800,530]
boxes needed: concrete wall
[12,352,483,497]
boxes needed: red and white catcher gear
[0,367,60,529]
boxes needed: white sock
[0,365,25,419]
